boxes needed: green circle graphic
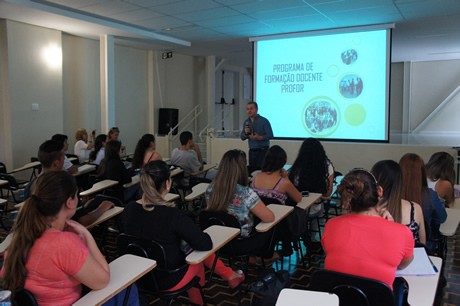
[345,104,366,126]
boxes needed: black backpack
[249,268,290,306]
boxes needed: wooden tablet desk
[440,208,460,236]
[186,225,240,264]
[171,167,184,177]
[276,288,339,306]
[255,204,294,232]
[0,233,12,255]
[86,206,124,230]
[9,161,41,173]
[297,192,322,211]
[192,163,216,177]
[164,193,180,202]
[184,183,210,202]
[73,254,156,306]
[73,164,96,177]
[14,200,25,209]
[80,180,118,197]
[0,179,8,187]
[123,174,140,188]
[405,256,442,306]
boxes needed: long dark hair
[371,160,403,223]
[132,134,155,170]
[98,140,122,176]
[207,149,248,212]
[89,134,107,161]
[261,145,286,172]
[3,171,77,292]
[338,169,379,213]
[288,138,331,194]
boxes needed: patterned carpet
[1,208,459,305]
[99,217,460,306]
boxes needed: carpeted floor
[99,217,460,306]
[1,206,459,305]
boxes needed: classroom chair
[309,269,396,306]
[117,233,205,306]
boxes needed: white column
[100,34,115,133]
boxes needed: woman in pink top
[322,169,414,290]
[1,171,139,306]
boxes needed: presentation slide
[253,27,390,142]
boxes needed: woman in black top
[121,160,244,305]
[98,140,137,201]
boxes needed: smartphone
[302,191,309,197]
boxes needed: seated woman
[399,154,447,251]
[121,160,244,306]
[426,152,456,207]
[132,134,162,171]
[89,134,107,166]
[322,168,414,290]
[288,138,334,241]
[1,171,139,306]
[371,160,426,245]
[74,128,95,164]
[205,149,276,260]
[98,140,137,201]
[251,145,301,204]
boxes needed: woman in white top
[89,134,107,166]
[74,128,94,164]
[426,152,455,207]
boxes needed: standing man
[241,101,273,171]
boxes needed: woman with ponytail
[121,160,244,306]
[1,171,139,306]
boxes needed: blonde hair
[75,128,87,141]
[139,160,174,210]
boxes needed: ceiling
[1,0,460,67]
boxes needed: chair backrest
[117,233,188,292]
[14,289,39,306]
[0,173,18,188]
[199,210,241,231]
[0,162,7,174]
[309,269,395,306]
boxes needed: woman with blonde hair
[74,128,95,163]
[1,171,138,305]
[121,160,244,306]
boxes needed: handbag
[249,268,290,306]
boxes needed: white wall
[62,34,100,144]
[208,136,456,175]
[3,20,63,170]
[114,44,149,153]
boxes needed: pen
[428,256,438,273]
